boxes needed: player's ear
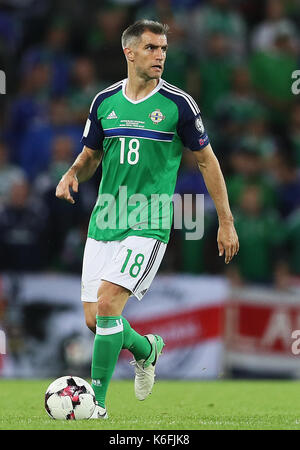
[124,47,135,62]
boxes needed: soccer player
[55,19,239,419]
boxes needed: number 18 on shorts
[81,236,166,301]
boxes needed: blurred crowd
[1,0,300,289]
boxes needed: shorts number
[121,248,145,278]
[119,138,140,165]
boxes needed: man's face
[128,31,168,80]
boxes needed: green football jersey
[81,78,209,243]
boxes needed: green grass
[0,379,300,430]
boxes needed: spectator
[0,178,49,271]
[33,134,86,268]
[212,66,275,165]
[0,141,26,205]
[241,107,277,162]
[187,0,247,60]
[227,184,285,285]
[6,60,50,160]
[18,97,82,180]
[287,102,300,167]
[195,31,238,118]
[249,29,298,125]
[60,219,89,273]
[34,134,75,196]
[67,56,106,125]
[178,198,217,274]
[213,66,267,131]
[251,0,299,53]
[159,16,195,92]
[86,5,129,84]
[285,207,300,277]
[269,151,300,218]
[21,16,72,96]
[226,145,277,210]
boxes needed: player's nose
[155,48,164,60]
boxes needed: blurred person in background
[86,4,129,84]
[34,134,85,269]
[249,29,298,126]
[212,65,270,166]
[186,0,247,60]
[177,194,217,275]
[227,184,285,286]
[34,134,76,196]
[21,16,72,96]
[286,102,300,168]
[284,205,300,278]
[241,105,277,163]
[194,31,238,118]
[60,218,89,274]
[6,59,51,161]
[156,15,196,92]
[0,141,26,205]
[0,178,49,271]
[226,144,277,211]
[251,0,299,53]
[214,65,260,124]
[268,150,300,218]
[18,97,82,180]
[67,56,106,125]
[175,151,219,274]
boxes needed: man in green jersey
[56,19,239,419]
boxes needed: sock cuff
[96,316,123,335]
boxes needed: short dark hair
[121,19,169,49]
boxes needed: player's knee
[97,283,128,316]
[97,294,118,316]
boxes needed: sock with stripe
[91,315,123,408]
[122,316,152,361]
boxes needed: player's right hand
[55,171,79,204]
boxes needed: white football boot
[131,334,165,401]
[89,402,108,419]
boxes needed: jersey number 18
[119,137,140,165]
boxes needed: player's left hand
[217,221,239,264]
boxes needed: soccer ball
[45,375,96,420]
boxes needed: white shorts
[81,236,167,302]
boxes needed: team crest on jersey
[149,109,165,124]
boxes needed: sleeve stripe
[89,80,124,113]
[163,81,200,113]
[162,81,200,116]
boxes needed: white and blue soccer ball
[45,375,96,420]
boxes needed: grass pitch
[0,379,300,430]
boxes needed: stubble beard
[136,65,162,83]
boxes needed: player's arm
[55,146,103,204]
[193,143,239,264]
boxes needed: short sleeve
[177,101,210,151]
[80,95,104,150]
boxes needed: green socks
[122,316,152,361]
[91,316,123,408]
[91,315,151,408]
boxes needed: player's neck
[125,76,159,102]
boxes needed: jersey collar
[122,78,164,104]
